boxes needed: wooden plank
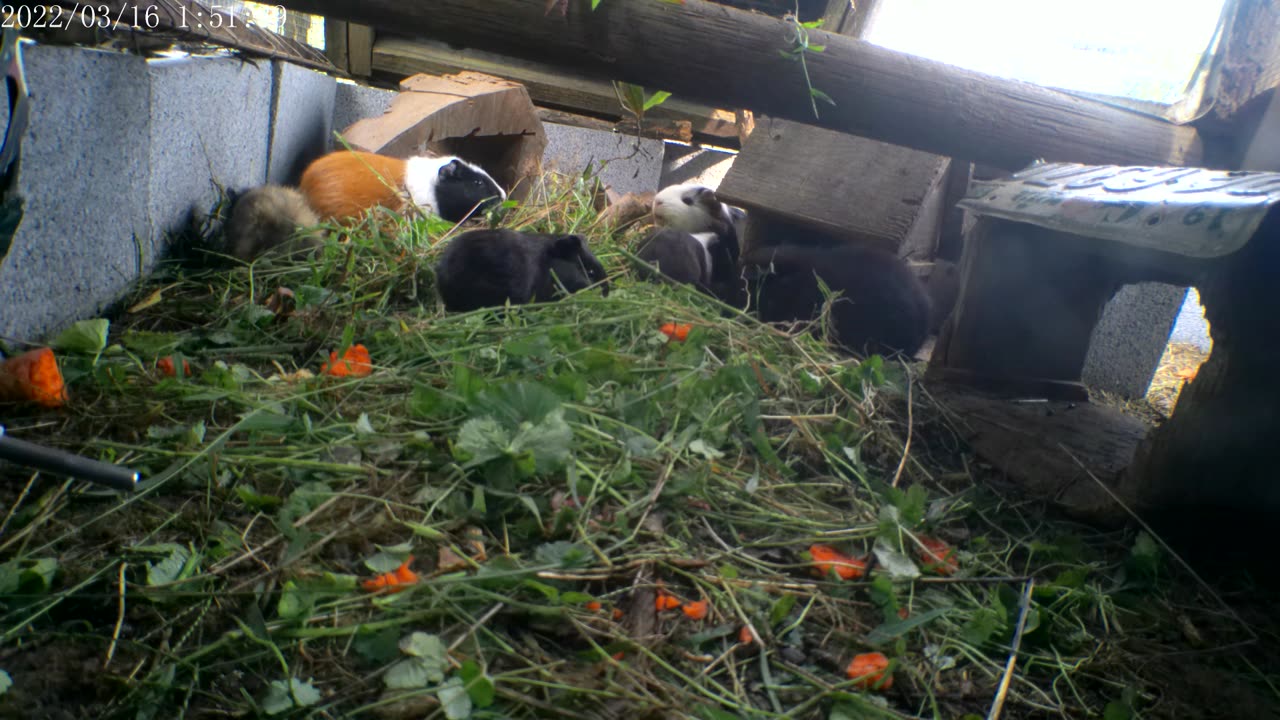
[371,36,740,143]
[717,118,949,252]
[1212,0,1280,122]
[536,108,694,144]
[275,0,1204,170]
[930,383,1144,523]
[347,23,375,77]
[36,0,337,73]
[324,18,350,72]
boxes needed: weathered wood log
[274,0,1203,170]
[339,72,547,196]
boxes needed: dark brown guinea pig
[744,242,931,358]
[434,229,610,312]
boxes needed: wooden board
[339,71,547,194]
[273,0,1204,170]
[930,383,1145,524]
[717,117,949,252]
[1212,0,1280,122]
[371,36,739,144]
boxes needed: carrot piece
[738,626,755,645]
[917,536,959,576]
[156,356,191,378]
[361,557,418,594]
[655,588,682,611]
[0,348,68,408]
[659,322,692,342]
[808,544,868,580]
[846,652,893,690]
[321,344,373,377]
[681,600,709,620]
[611,608,625,621]
[585,601,603,612]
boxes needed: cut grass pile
[0,171,1271,719]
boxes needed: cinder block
[659,143,736,189]
[1082,283,1186,397]
[0,45,150,345]
[148,55,272,257]
[266,60,336,185]
[332,80,395,141]
[542,123,663,197]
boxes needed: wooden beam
[1212,0,1280,122]
[275,0,1202,170]
[37,0,337,73]
[371,36,739,143]
[718,118,950,254]
[536,108,694,144]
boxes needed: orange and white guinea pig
[298,150,506,224]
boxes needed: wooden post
[1125,208,1280,515]
[324,19,374,77]
[275,0,1203,170]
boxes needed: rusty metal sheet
[958,162,1280,259]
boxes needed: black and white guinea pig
[651,183,744,297]
[634,227,716,289]
[299,150,506,225]
[224,185,325,260]
[434,229,610,312]
[743,242,932,358]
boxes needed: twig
[891,360,914,488]
[104,561,127,667]
[987,579,1035,720]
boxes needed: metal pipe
[0,425,139,491]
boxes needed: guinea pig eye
[682,196,694,206]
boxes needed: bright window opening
[863,0,1231,112]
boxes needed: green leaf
[872,541,920,580]
[354,627,401,664]
[384,658,433,689]
[642,90,672,111]
[438,676,473,720]
[1103,700,1133,720]
[52,318,109,354]
[961,607,1004,646]
[591,0,602,9]
[120,330,182,356]
[236,486,283,511]
[769,593,798,627]
[261,677,321,715]
[535,541,591,569]
[523,579,560,602]
[0,670,10,695]
[810,87,836,105]
[146,545,192,586]
[401,632,448,665]
[864,607,949,645]
[800,18,825,28]
[459,660,496,708]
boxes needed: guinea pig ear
[438,159,463,179]
[551,235,610,295]
[548,234,588,258]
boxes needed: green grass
[0,169,1273,719]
